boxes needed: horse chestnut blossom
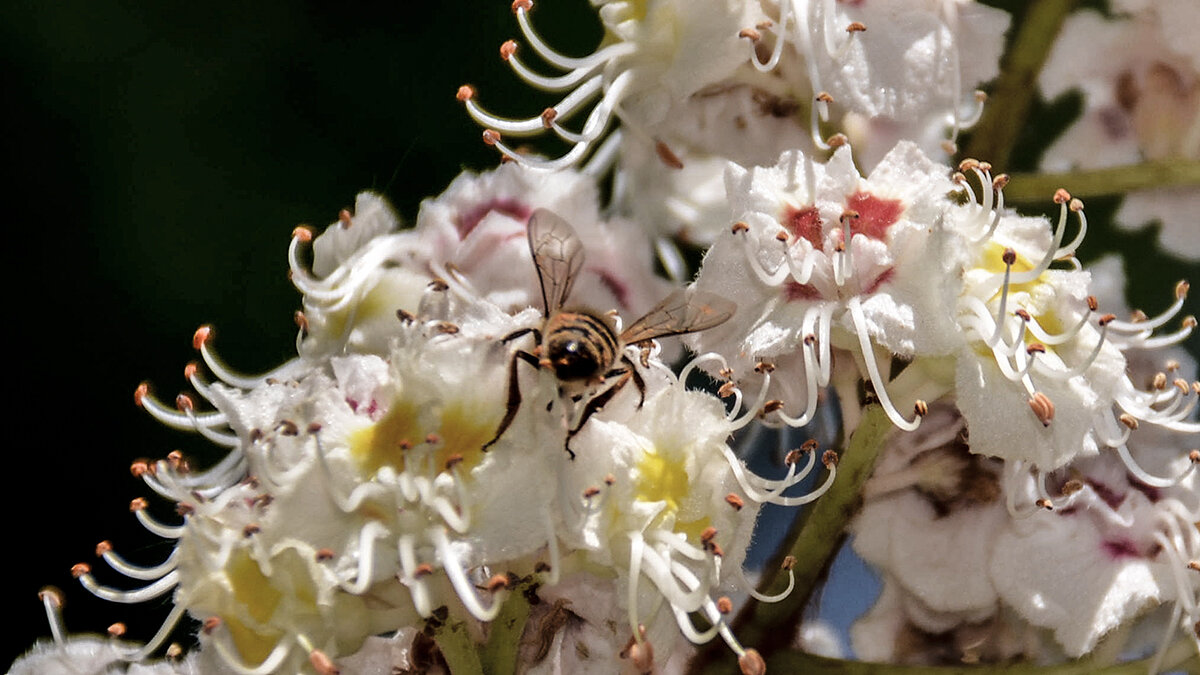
[13,1,1200,674]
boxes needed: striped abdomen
[542,311,619,382]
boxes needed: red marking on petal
[454,199,533,240]
[845,191,903,241]
[1089,480,1126,510]
[784,281,822,301]
[1102,538,1143,560]
[593,268,631,311]
[782,205,823,251]
[862,266,896,294]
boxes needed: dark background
[2,0,1194,669]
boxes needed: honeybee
[482,208,735,458]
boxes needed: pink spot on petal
[455,198,532,240]
[1089,480,1126,510]
[593,268,631,311]
[784,281,822,302]
[782,205,823,251]
[845,191,903,241]
[1101,538,1143,560]
[862,266,896,294]
[346,398,359,413]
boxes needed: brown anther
[781,555,797,570]
[167,449,185,468]
[1176,280,1190,300]
[96,540,113,557]
[536,108,558,131]
[803,333,817,346]
[952,172,968,185]
[1189,450,1200,464]
[655,140,684,169]
[482,129,501,146]
[754,360,775,373]
[444,453,464,471]
[717,596,733,614]
[785,448,803,465]
[108,623,127,638]
[1069,198,1084,212]
[826,133,849,148]
[709,542,724,557]
[309,649,340,675]
[165,643,183,660]
[762,399,785,414]
[202,616,222,634]
[1002,247,1017,265]
[427,278,449,292]
[175,393,194,412]
[335,209,353,228]
[1193,381,1200,395]
[192,325,213,350]
[993,174,1010,190]
[133,382,150,407]
[978,161,992,172]
[739,649,766,675]
[700,526,718,544]
[1152,372,1168,390]
[914,400,929,417]
[627,635,654,673]
[291,225,313,243]
[815,91,834,104]
[486,574,510,592]
[605,473,616,485]
[739,26,762,40]
[278,420,299,436]
[718,367,734,379]
[1053,188,1071,204]
[725,493,745,510]
[1036,498,1054,510]
[822,449,839,468]
[302,423,321,436]
[71,563,90,578]
[1085,295,1098,312]
[1061,479,1084,495]
[1187,560,1200,571]
[183,363,200,382]
[500,40,518,61]
[176,503,195,517]
[1028,392,1055,426]
[130,459,150,478]
[959,159,981,173]
[243,524,261,537]
[731,221,750,234]
[38,587,63,608]
[1119,413,1139,430]
[396,309,416,324]
[398,438,412,451]
[314,548,336,562]
[801,439,819,452]
[774,230,789,242]
[1130,309,1148,323]
[756,20,774,29]
[512,0,532,11]
[1026,343,1046,355]
[1184,316,1198,329]
[435,321,461,335]
[414,563,435,578]
[455,85,476,103]
[583,486,602,499]
[845,21,866,32]
[129,497,148,512]
[1098,313,1117,327]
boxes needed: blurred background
[2,0,1195,668]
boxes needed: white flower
[289,167,672,359]
[1038,3,1200,260]
[689,142,961,429]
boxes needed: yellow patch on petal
[635,446,713,544]
[348,397,498,476]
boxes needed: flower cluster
[14,0,1199,674]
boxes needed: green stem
[762,639,1199,675]
[961,0,1081,168]
[430,619,484,675]
[689,405,894,674]
[1002,161,1200,204]
[480,584,535,675]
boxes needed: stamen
[74,564,179,604]
[38,587,67,644]
[430,527,505,622]
[848,297,922,431]
[96,541,179,581]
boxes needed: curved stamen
[397,534,434,618]
[431,527,505,622]
[463,75,604,135]
[848,297,923,431]
[75,567,179,604]
[335,521,389,594]
[97,543,179,581]
[1116,443,1198,489]
[207,627,293,675]
[505,42,635,91]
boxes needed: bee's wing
[528,209,584,316]
[619,288,736,344]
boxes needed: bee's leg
[482,349,541,452]
[624,354,647,409]
[501,327,542,344]
[565,369,633,459]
